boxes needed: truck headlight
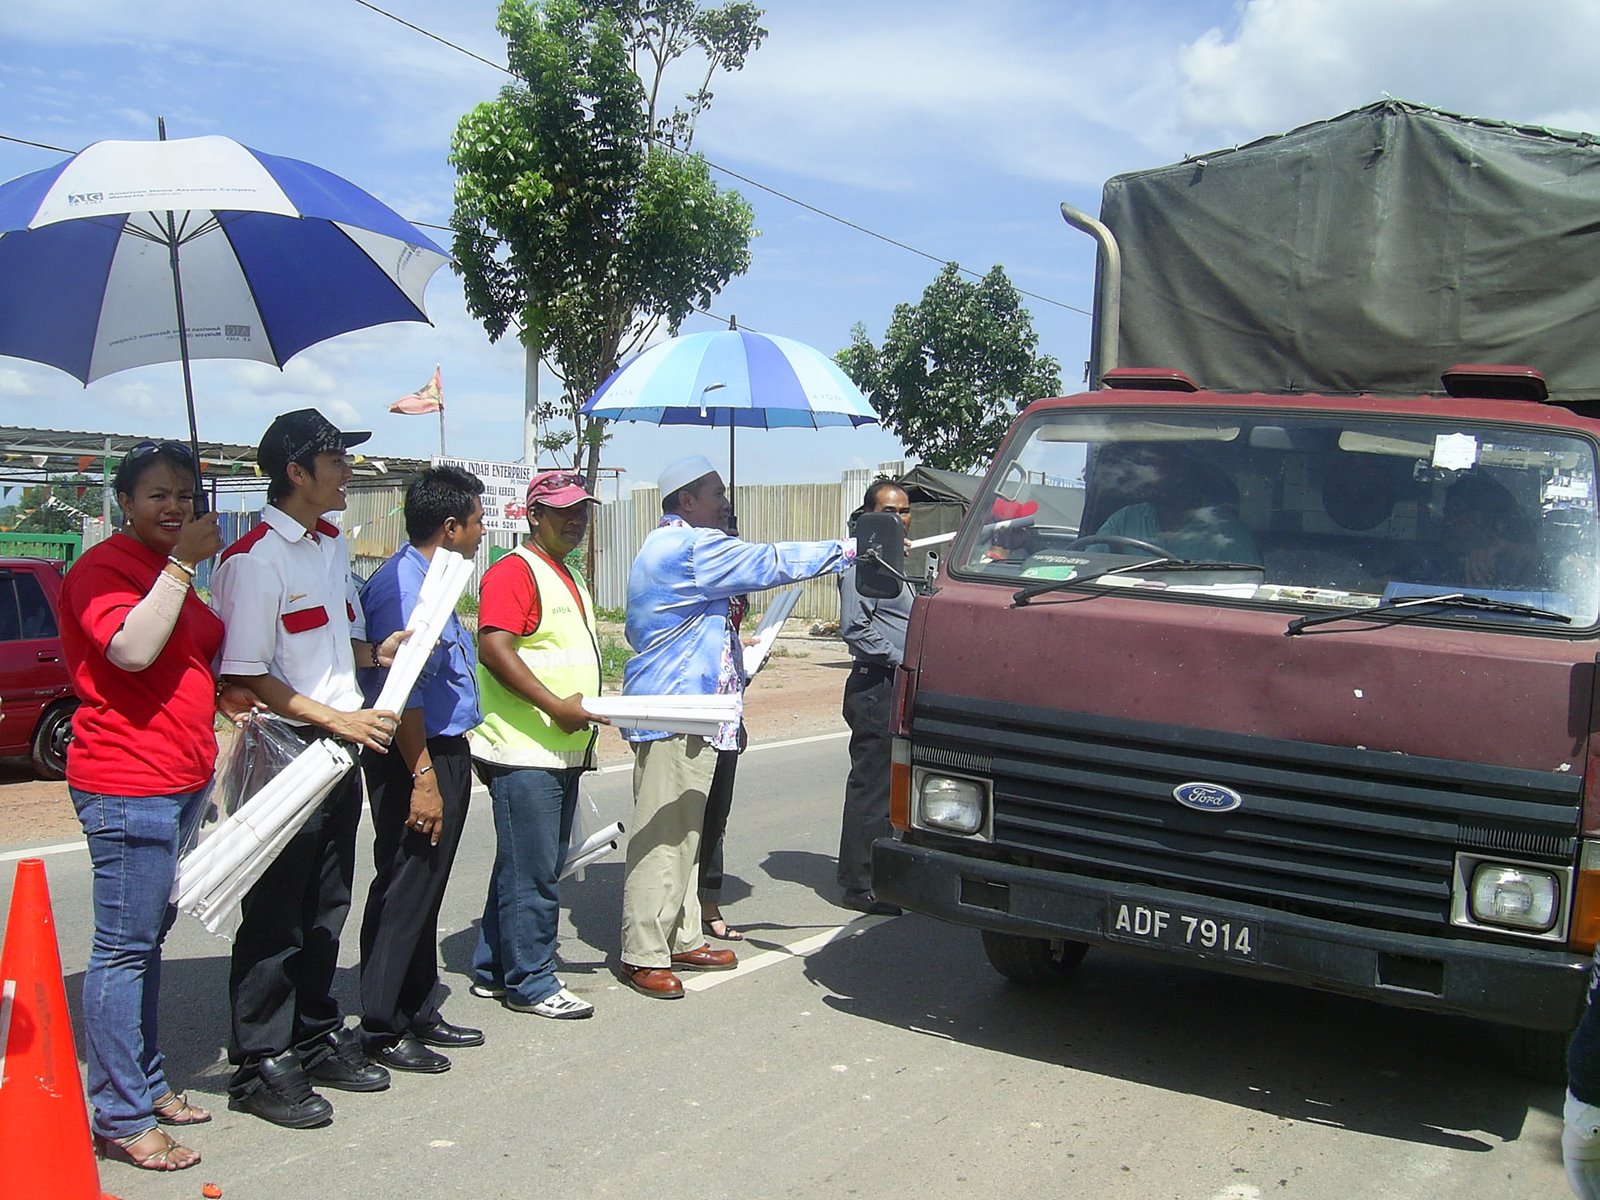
[918,774,986,835]
[1469,864,1558,932]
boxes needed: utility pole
[523,340,540,466]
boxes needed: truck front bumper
[873,839,1590,1031]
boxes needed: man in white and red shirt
[212,409,406,1130]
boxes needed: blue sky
[2,0,1597,502]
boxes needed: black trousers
[358,735,473,1039]
[698,748,740,897]
[838,662,894,893]
[228,753,362,1091]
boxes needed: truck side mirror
[855,511,907,598]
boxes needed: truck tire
[1509,1026,1570,1086]
[30,701,76,782]
[981,929,1087,985]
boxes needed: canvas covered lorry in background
[867,101,1600,1077]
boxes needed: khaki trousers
[620,735,717,968]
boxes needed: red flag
[390,365,442,415]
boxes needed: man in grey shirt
[837,481,914,915]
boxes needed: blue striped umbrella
[582,327,879,499]
[0,132,448,508]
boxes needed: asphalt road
[0,733,1571,1200]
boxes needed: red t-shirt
[477,546,584,637]
[59,534,225,796]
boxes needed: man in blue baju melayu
[618,455,855,998]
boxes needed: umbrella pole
[728,420,736,528]
[166,227,206,516]
[158,118,207,517]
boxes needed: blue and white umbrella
[582,326,879,500]
[0,133,448,486]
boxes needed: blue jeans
[71,785,207,1140]
[472,764,578,1006]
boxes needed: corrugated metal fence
[90,461,911,622]
[589,461,906,621]
[353,461,909,621]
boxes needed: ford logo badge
[1173,782,1243,813]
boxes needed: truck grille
[911,691,1582,930]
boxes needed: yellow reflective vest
[469,545,601,769]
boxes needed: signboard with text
[433,457,533,533]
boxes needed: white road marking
[593,728,848,776]
[1,730,852,861]
[683,914,893,992]
[0,840,85,863]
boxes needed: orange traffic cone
[0,858,116,1200]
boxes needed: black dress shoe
[228,1052,334,1129]
[371,1034,451,1074]
[413,1017,484,1048]
[842,888,903,916]
[306,1026,392,1092]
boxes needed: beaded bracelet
[166,556,196,578]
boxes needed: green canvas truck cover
[1100,99,1600,402]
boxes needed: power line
[347,0,508,74]
[348,0,1090,318]
[2,5,1091,321]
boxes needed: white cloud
[1173,0,1600,148]
[0,368,44,398]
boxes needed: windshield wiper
[1013,558,1264,606]
[1285,592,1572,636]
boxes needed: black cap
[257,409,371,477]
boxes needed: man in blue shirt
[619,455,855,999]
[356,465,486,1073]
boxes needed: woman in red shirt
[59,442,253,1173]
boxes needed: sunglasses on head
[127,439,196,463]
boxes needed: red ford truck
[866,101,1600,1078]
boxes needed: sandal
[702,916,744,942]
[152,1089,212,1126]
[95,1126,201,1172]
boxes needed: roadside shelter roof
[0,425,431,491]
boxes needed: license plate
[1105,901,1256,959]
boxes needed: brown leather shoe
[670,944,737,971]
[623,964,684,999]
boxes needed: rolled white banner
[559,839,619,881]
[173,739,352,916]
[584,694,739,714]
[193,769,347,932]
[581,692,740,738]
[566,821,624,866]
[743,586,800,677]
[173,745,327,905]
[599,714,724,736]
[374,549,473,713]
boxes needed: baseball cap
[258,409,371,476]
[657,454,719,499]
[526,469,599,509]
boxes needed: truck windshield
[953,408,1600,628]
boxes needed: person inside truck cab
[1418,472,1542,590]
[1090,448,1260,564]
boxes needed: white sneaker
[505,986,594,1020]
[469,982,505,999]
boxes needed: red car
[0,557,75,779]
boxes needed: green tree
[450,0,763,480]
[0,480,101,534]
[838,264,1063,473]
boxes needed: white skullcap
[657,454,719,498]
